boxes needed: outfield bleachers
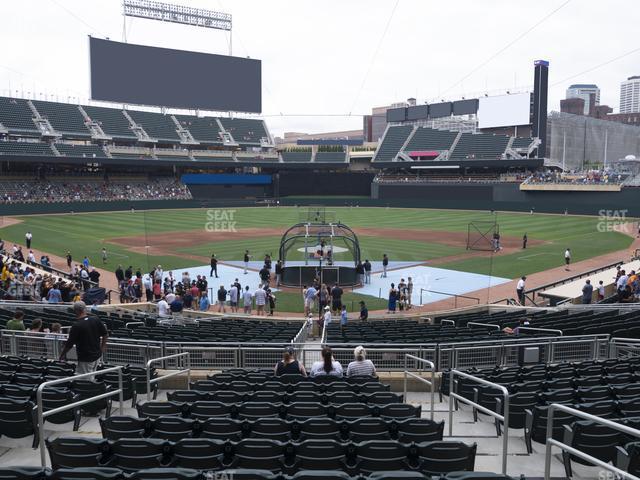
[315,152,347,163]
[373,125,413,162]
[403,126,458,153]
[0,140,53,156]
[31,100,90,137]
[281,151,312,163]
[55,143,107,158]
[219,118,268,145]
[0,96,38,134]
[174,115,223,144]
[82,105,136,140]
[449,133,510,160]
[127,110,181,142]
[512,137,534,149]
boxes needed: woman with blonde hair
[347,345,376,377]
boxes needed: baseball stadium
[1,1,640,479]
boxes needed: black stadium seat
[200,418,244,441]
[395,419,445,443]
[616,441,640,477]
[100,416,149,440]
[127,468,201,480]
[46,437,108,470]
[250,418,291,441]
[354,440,412,474]
[417,441,477,476]
[562,420,621,477]
[0,397,36,445]
[298,418,344,441]
[289,439,351,472]
[103,438,174,473]
[348,418,391,442]
[150,417,196,441]
[172,438,226,470]
[48,468,124,480]
[227,438,288,472]
[0,467,49,480]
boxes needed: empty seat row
[190,380,388,395]
[170,390,400,405]
[207,373,379,385]
[100,415,443,443]
[0,467,509,480]
[136,401,421,422]
[46,437,477,476]
[524,402,640,453]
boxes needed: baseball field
[0,207,635,312]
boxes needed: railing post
[429,361,435,421]
[544,404,555,480]
[501,389,510,475]
[403,354,408,402]
[117,368,124,415]
[37,384,46,466]
[448,370,454,437]
[146,362,152,402]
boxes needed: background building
[565,84,600,115]
[620,76,640,114]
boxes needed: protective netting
[546,111,640,170]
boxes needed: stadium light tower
[122,0,233,54]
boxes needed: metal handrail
[440,319,456,326]
[37,366,124,466]
[517,326,563,336]
[125,322,145,329]
[146,352,191,401]
[467,322,501,331]
[449,369,509,475]
[403,354,435,420]
[544,403,640,480]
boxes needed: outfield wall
[372,182,640,216]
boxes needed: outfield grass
[0,207,634,281]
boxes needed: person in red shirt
[152,279,162,300]
[190,281,200,301]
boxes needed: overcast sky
[1,0,638,136]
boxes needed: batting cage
[466,221,500,251]
[279,209,361,286]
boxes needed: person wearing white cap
[347,346,376,377]
[321,305,332,336]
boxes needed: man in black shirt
[364,259,372,284]
[115,265,124,284]
[124,266,133,281]
[382,254,389,278]
[88,268,100,286]
[210,254,218,278]
[59,301,108,375]
[259,265,270,288]
[331,284,343,313]
[359,301,368,321]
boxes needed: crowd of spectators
[0,177,192,204]
[527,168,627,185]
